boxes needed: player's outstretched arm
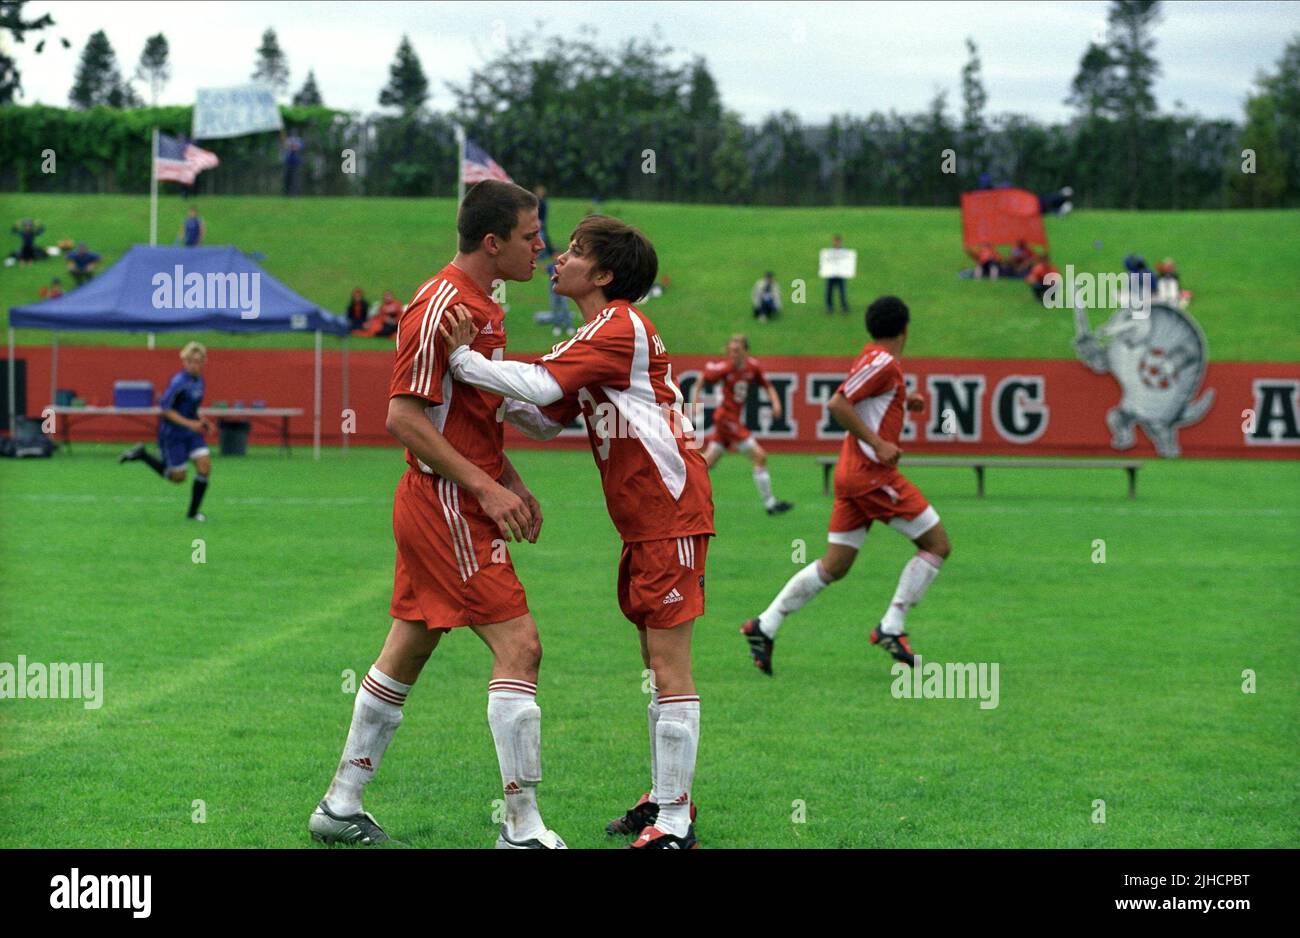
[439,304,564,406]
[827,390,900,467]
[386,394,533,542]
[762,378,784,421]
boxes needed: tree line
[3,0,1297,208]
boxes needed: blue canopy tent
[8,245,352,458]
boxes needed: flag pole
[455,123,465,206]
[149,126,158,350]
[150,127,159,246]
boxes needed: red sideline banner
[7,345,1299,459]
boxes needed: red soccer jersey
[388,263,508,479]
[536,303,714,543]
[833,342,907,496]
[701,356,766,423]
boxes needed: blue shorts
[159,427,208,470]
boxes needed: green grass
[1,445,1296,848]
[3,193,1298,360]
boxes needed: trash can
[218,419,251,456]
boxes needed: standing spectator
[344,287,370,332]
[180,207,204,247]
[823,234,850,314]
[11,218,45,266]
[282,129,304,196]
[751,271,782,323]
[534,184,554,257]
[66,241,101,285]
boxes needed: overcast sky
[9,1,1299,125]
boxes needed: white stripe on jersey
[413,281,458,397]
[541,307,614,361]
[853,386,899,463]
[844,352,893,396]
[403,277,444,386]
[602,310,688,500]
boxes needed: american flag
[461,138,514,185]
[155,133,220,185]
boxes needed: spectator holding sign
[819,234,854,314]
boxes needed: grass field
[3,193,1298,360]
[1,444,1296,848]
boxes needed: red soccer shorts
[617,534,710,630]
[828,472,937,545]
[390,470,530,629]
[709,414,754,452]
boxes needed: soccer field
[1,445,1296,849]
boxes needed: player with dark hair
[740,296,952,675]
[118,341,214,521]
[690,334,793,515]
[440,214,713,849]
[308,179,568,849]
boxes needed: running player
[690,335,793,515]
[309,180,566,849]
[740,296,952,675]
[441,215,713,849]
[118,341,213,521]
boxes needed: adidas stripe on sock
[323,666,410,817]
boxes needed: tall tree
[293,68,323,106]
[69,29,138,108]
[1067,42,1119,117]
[960,37,988,179]
[1257,34,1300,203]
[1107,0,1163,207]
[134,33,169,106]
[0,0,55,104]
[379,35,428,112]
[251,28,290,98]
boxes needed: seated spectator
[752,271,782,322]
[973,243,1002,280]
[1155,257,1188,309]
[66,241,101,285]
[1008,240,1036,277]
[10,218,46,266]
[344,287,370,332]
[357,290,402,337]
[1123,254,1155,301]
[38,277,64,300]
[1026,255,1060,304]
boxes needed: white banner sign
[192,85,283,140]
[819,248,857,279]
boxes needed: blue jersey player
[119,341,214,520]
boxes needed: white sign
[819,248,857,279]
[192,85,284,140]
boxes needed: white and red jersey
[701,356,767,422]
[536,303,714,543]
[388,263,507,479]
[833,342,907,496]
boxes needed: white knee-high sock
[759,561,832,638]
[324,666,410,816]
[653,696,700,837]
[487,679,545,840]
[752,467,776,509]
[647,677,661,802]
[880,551,943,634]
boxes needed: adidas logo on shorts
[662,588,684,605]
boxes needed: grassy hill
[2,193,1297,360]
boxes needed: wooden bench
[816,455,1144,499]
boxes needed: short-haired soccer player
[690,334,793,515]
[308,180,566,849]
[441,215,713,849]
[118,341,214,521]
[740,296,952,675]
